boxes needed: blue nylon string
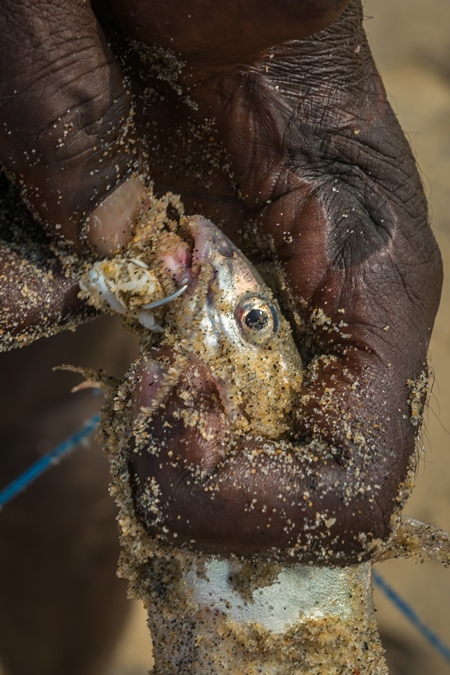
[372,568,450,663]
[0,413,100,508]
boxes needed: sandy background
[107,2,450,673]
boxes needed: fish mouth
[157,215,235,295]
[188,216,236,264]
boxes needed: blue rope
[373,568,450,663]
[0,413,100,509]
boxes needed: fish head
[153,216,303,438]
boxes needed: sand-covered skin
[0,174,95,351]
[106,4,450,673]
[104,421,389,674]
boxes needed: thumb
[0,0,146,254]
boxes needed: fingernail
[86,177,149,255]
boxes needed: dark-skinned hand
[0,0,443,563]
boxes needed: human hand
[0,0,443,562]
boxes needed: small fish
[142,215,304,439]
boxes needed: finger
[127,356,396,562]
[0,172,97,350]
[0,0,146,252]
[0,245,95,351]
[98,0,352,62]
[185,1,442,396]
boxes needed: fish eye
[235,294,280,344]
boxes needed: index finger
[0,0,143,250]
